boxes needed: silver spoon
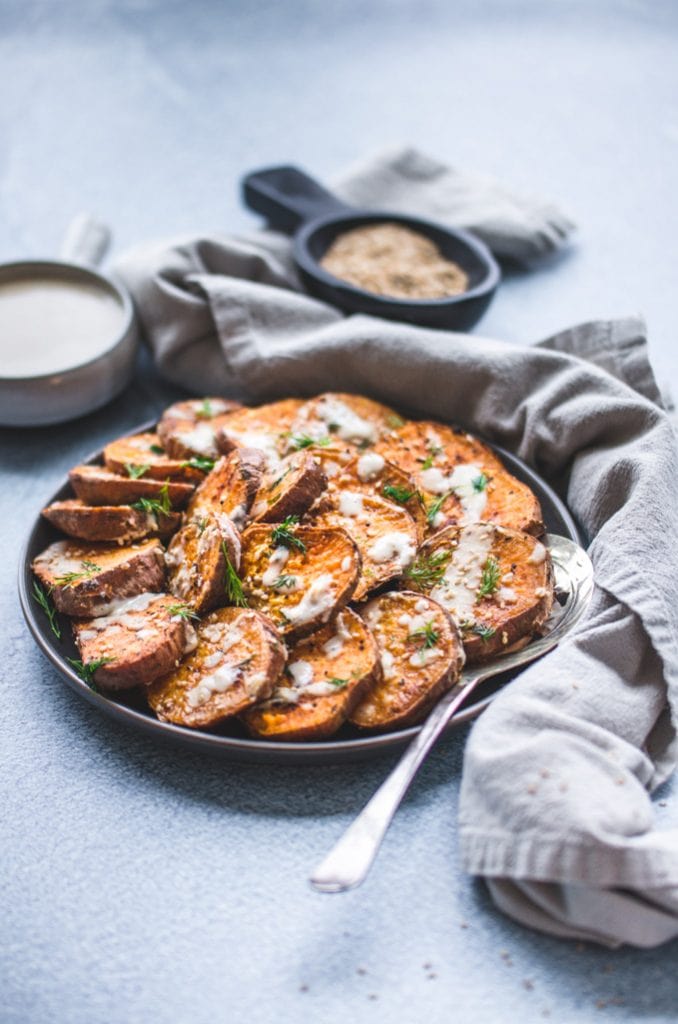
[309,534,594,894]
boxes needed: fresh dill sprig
[67,656,113,690]
[477,556,501,600]
[222,544,248,607]
[132,482,171,518]
[328,677,349,690]
[425,493,449,526]
[471,623,496,641]
[382,484,417,505]
[124,463,150,479]
[54,560,101,589]
[404,549,450,587]
[167,603,200,621]
[472,473,489,493]
[270,515,306,553]
[195,398,214,419]
[150,444,165,455]
[181,456,215,474]
[31,581,62,640]
[386,413,405,429]
[288,434,331,450]
[420,445,443,471]
[408,619,440,649]
[271,574,297,590]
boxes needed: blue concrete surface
[1,2,677,1022]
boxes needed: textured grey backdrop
[1,2,677,1022]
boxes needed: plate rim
[18,418,581,765]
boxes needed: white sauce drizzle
[314,397,377,445]
[281,573,336,626]
[177,422,218,457]
[367,532,416,568]
[338,491,365,517]
[419,463,488,525]
[356,451,385,481]
[430,524,494,622]
[528,541,547,565]
[262,546,290,587]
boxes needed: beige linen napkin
[114,151,678,948]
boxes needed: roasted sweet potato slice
[72,593,199,691]
[239,524,360,638]
[311,492,418,600]
[166,511,241,615]
[69,464,194,509]
[330,454,427,540]
[41,499,181,544]
[404,523,554,663]
[375,420,543,535]
[146,606,286,728]
[250,451,327,524]
[242,609,381,741]
[215,399,304,471]
[186,449,267,531]
[32,538,166,618]
[288,392,406,450]
[104,432,204,483]
[350,591,464,731]
[158,397,242,442]
[158,398,243,461]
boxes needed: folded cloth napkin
[115,153,678,949]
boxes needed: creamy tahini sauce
[430,524,494,621]
[0,276,125,377]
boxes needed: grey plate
[19,422,581,765]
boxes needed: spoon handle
[309,673,482,894]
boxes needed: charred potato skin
[32,539,167,618]
[68,465,194,509]
[408,525,554,664]
[165,512,241,616]
[239,524,360,639]
[186,449,267,529]
[242,609,382,741]
[350,591,464,732]
[72,594,196,691]
[251,452,328,524]
[146,607,286,729]
[41,499,180,544]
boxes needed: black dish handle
[242,165,351,233]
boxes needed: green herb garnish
[425,493,449,526]
[167,604,200,621]
[404,549,450,587]
[195,398,214,419]
[54,560,101,589]
[132,482,171,518]
[150,444,165,455]
[124,463,150,479]
[328,677,349,690]
[420,445,442,471]
[181,456,215,474]
[223,543,248,607]
[288,434,331,450]
[408,619,440,649]
[271,515,306,553]
[383,484,417,505]
[67,656,113,690]
[386,413,405,429]
[472,473,489,493]
[477,556,501,600]
[32,581,62,640]
[471,623,496,641]
[271,574,297,590]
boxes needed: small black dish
[242,165,500,331]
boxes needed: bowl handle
[59,213,112,268]
[242,165,351,233]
